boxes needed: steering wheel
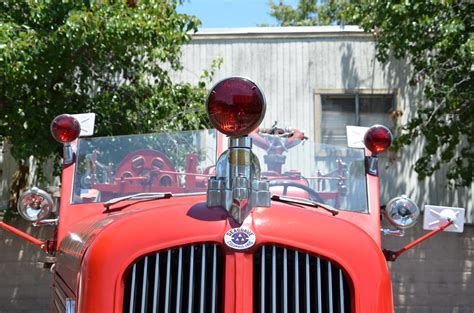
[268,181,325,203]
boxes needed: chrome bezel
[385,195,420,229]
[17,187,54,222]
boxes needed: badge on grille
[224,227,256,250]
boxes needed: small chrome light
[17,187,54,222]
[385,195,420,229]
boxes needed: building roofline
[191,26,371,40]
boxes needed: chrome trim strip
[54,299,62,313]
[305,254,310,313]
[54,285,66,308]
[153,253,160,313]
[294,250,300,313]
[164,250,172,313]
[141,256,148,313]
[283,248,288,313]
[176,247,183,313]
[261,245,266,313]
[211,244,217,313]
[317,258,322,313]
[188,246,195,313]
[272,245,277,313]
[129,264,137,313]
[328,262,333,313]
[199,244,206,313]
[339,269,345,313]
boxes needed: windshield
[72,129,217,204]
[250,131,368,213]
[73,129,368,213]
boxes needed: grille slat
[305,254,310,313]
[294,251,300,313]
[272,246,277,313]
[283,248,288,313]
[129,264,137,313]
[153,253,160,313]
[187,246,195,313]
[339,269,345,313]
[199,245,206,313]
[254,245,351,313]
[317,258,322,313]
[176,248,183,313]
[141,256,149,313]
[123,244,223,313]
[164,250,171,313]
[328,262,333,313]
[211,245,217,313]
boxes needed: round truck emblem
[224,227,256,250]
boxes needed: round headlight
[17,187,54,222]
[385,195,420,229]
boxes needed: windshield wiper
[271,194,339,216]
[103,192,173,211]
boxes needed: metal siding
[174,31,472,221]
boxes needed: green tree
[0,0,219,215]
[269,1,473,187]
[268,0,350,26]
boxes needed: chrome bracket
[207,137,271,223]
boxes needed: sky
[177,0,299,28]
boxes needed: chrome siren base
[207,137,271,223]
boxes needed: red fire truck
[0,77,463,313]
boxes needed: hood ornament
[205,77,271,224]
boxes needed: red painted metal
[384,220,454,261]
[52,195,393,312]
[0,221,46,250]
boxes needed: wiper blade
[271,194,339,216]
[103,192,172,210]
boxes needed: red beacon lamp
[364,124,393,176]
[50,114,81,165]
[206,77,271,223]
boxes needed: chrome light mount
[207,137,271,224]
[17,187,55,222]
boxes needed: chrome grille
[123,243,224,313]
[254,245,351,313]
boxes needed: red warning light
[207,77,266,137]
[50,114,81,144]
[364,125,393,154]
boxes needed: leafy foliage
[0,0,217,165]
[269,1,473,187]
[268,0,350,26]
[351,1,473,187]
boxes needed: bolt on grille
[123,243,224,313]
[254,245,351,313]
